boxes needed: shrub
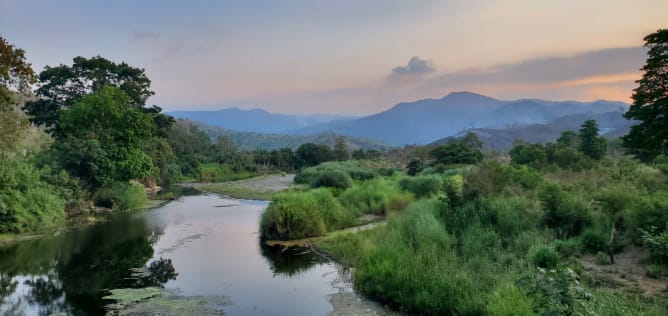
[442,175,463,207]
[529,245,559,269]
[554,238,582,257]
[580,228,608,254]
[640,224,668,263]
[311,170,353,189]
[539,183,591,238]
[462,160,510,200]
[487,283,535,316]
[94,182,147,211]
[294,161,377,185]
[0,156,65,233]
[339,178,412,215]
[399,175,442,198]
[259,189,355,240]
[510,143,547,169]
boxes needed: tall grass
[338,178,413,215]
[259,188,357,240]
[294,161,377,185]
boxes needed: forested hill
[180,119,389,151]
[168,107,356,134]
[291,92,627,146]
[431,110,634,151]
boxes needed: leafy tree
[364,149,382,160]
[0,36,36,152]
[510,143,547,168]
[406,158,423,176]
[430,133,483,165]
[333,137,350,161]
[295,143,335,168]
[54,86,155,188]
[578,120,607,160]
[351,149,366,160]
[23,56,172,135]
[216,135,237,165]
[556,131,578,148]
[623,29,668,161]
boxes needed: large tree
[579,120,607,160]
[623,29,668,161]
[23,55,172,135]
[0,36,36,152]
[55,86,155,188]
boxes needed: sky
[1,0,666,115]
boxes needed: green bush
[580,228,608,254]
[0,156,65,233]
[487,283,535,316]
[259,189,356,240]
[294,161,377,185]
[640,224,668,263]
[94,182,147,211]
[311,170,353,189]
[554,238,582,257]
[441,174,463,207]
[539,183,591,238]
[529,245,559,269]
[399,175,442,198]
[338,178,412,215]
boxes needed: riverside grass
[311,158,668,315]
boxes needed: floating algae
[104,287,230,315]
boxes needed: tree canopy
[623,29,668,161]
[578,120,607,160]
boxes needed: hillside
[431,111,634,151]
[293,92,627,146]
[181,119,389,151]
[168,107,355,134]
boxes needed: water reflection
[259,243,326,277]
[0,214,163,315]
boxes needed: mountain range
[289,92,627,145]
[168,92,632,149]
[168,107,356,134]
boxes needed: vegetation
[623,29,668,161]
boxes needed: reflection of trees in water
[132,257,179,288]
[0,213,174,315]
[259,243,327,277]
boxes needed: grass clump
[259,189,356,240]
[529,244,559,269]
[94,182,147,211]
[338,178,413,215]
[398,175,442,198]
[294,161,377,185]
[311,170,353,189]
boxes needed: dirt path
[579,246,668,296]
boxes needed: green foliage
[579,120,607,160]
[640,224,668,263]
[510,143,547,169]
[399,175,442,198]
[0,155,65,233]
[429,142,483,165]
[55,86,155,188]
[195,163,256,182]
[406,158,423,176]
[517,268,594,316]
[529,245,559,269]
[24,55,155,131]
[580,228,608,254]
[339,178,413,215]
[311,170,353,189]
[487,283,535,316]
[441,174,463,207]
[294,161,377,185]
[623,29,668,161]
[333,137,350,161]
[539,183,590,238]
[94,182,147,211]
[295,142,335,168]
[554,238,583,258]
[259,189,356,240]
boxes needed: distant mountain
[181,119,389,151]
[168,107,356,134]
[430,111,634,151]
[293,92,627,146]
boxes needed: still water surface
[0,193,355,315]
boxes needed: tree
[406,158,423,176]
[556,131,578,148]
[430,134,483,165]
[510,143,547,168]
[461,131,483,150]
[623,29,668,161]
[55,86,155,188]
[295,143,334,168]
[578,120,607,160]
[215,135,237,165]
[0,36,36,152]
[23,56,171,134]
[333,137,350,161]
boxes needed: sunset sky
[1,0,666,115]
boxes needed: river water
[0,193,363,316]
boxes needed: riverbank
[181,173,301,200]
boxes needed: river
[0,192,383,315]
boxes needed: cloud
[131,31,159,41]
[391,56,435,76]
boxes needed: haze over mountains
[170,91,631,149]
[168,107,356,134]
